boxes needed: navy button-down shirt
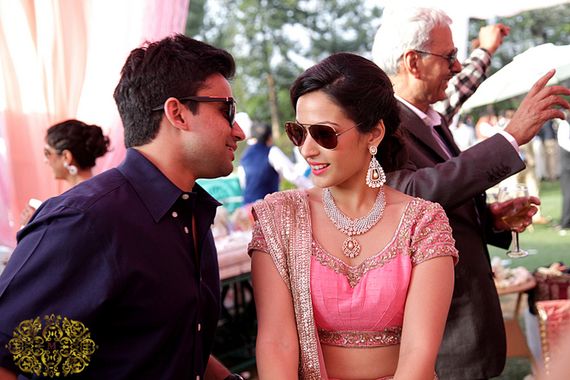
[0,149,222,379]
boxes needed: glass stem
[512,230,520,252]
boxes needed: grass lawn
[490,180,567,380]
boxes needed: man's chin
[220,166,233,178]
[201,166,232,180]
[433,92,447,104]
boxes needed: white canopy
[462,43,570,109]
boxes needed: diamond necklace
[322,187,386,258]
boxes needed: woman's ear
[163,97,190,131]
[369,119,386,146]
[61,149,73,165]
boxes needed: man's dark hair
[113,34,236,148]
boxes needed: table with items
[493,257,537,368]
[214,230,256,372]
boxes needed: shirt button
[182,194,190,200]
[197,323,201,332]
[172,211,178,218]
[184,226,189,234]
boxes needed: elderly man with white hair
[373,6,570,380]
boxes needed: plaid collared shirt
[434,48,492,123]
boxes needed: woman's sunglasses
[285,121,356,150]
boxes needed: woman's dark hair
[46,119,110,169]
[290,52,405,172]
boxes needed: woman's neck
[325,185,381,219]
[67,170,92,186]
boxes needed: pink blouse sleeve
[247,219,269,256]
[410,201,459,266]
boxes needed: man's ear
[402,50,422,78]
[163,97,190,131]
[369,119,386,147]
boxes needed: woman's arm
[395,256,455,380]
[251,250,299,379]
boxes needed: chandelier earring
[365,145,385,188]
[63,162,78,176]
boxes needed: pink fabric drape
[0,0,190,247]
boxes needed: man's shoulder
[396,101,431,126]
[41,168,129,217]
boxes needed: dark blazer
[387,102,526,379]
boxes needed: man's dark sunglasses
[151,96,236,127]
[284,121,356,150]
[414,48,458,68]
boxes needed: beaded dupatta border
[251,190,322,379]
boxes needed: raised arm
[435,24,509,122]
[505,70,570,145]
[391,70,570,210]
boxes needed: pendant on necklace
[342,236,361,258]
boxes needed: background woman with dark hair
[248,53,457,379]
[44,119,110,185]
[20,119,110,225]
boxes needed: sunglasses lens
[310,124,338,149]
[228,101,236,125]
[285,122,306,146]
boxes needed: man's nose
[232,121,246,141]
[450,58,462,74]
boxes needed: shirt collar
[395,94,442,128]
[118,148,221,222]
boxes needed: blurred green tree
[187,2,570,142]
[186,0,382,141]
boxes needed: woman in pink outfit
[248,53,458,379]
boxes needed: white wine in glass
[497,184,531,258]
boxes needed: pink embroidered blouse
[249,196,458,349]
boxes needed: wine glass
[497,184,531,258]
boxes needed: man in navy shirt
[0,35,245,379]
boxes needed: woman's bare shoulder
[384,186,414,205]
